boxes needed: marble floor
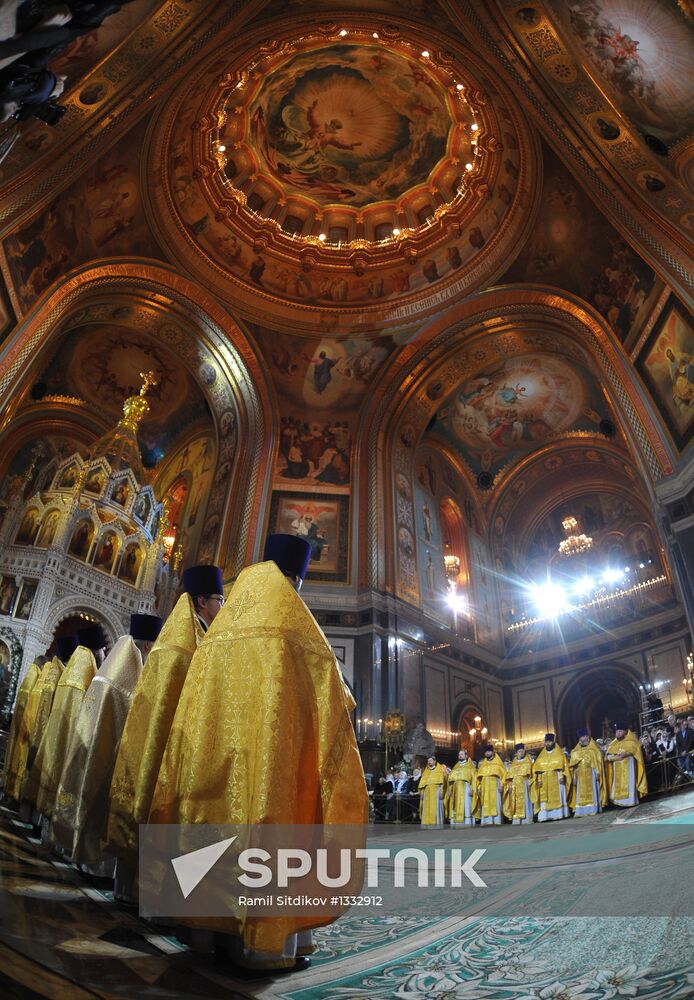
[0,793,693,999]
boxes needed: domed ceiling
[147,22,540,334]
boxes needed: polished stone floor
[0,793,693,999]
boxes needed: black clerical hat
[514,742,524,751]
[129,613,163,642]
[544,732,555,741]
[613,720,628,730]
[77,624,108,651]
[264,533,312,581]
[576,727,589,738]
[483,744,494,753]
[56,635,78,662]
[182,564,223,597]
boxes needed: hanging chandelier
[558,516,593,557]
[444,554,461,579]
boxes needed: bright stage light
[572,577,593,597]
[448,592,467,615]
[601,567,624,587]
[530,582,569,618]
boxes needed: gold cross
[139,370,158,396]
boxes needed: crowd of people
[0,1,135,127]
[1,535,368,977]
[372,722,694,826]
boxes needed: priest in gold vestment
[533,732,571,821]
[445,748,477,827]
[105,565,223,895]
[1,657,44,800]
[418,755,448,826]
[475,745,507,825]
[30,626,105,824]
[605,722,647,807]
[568,727,606,816]
[51,615,162,871]
[505,743,535,825]
[149,535,368,974]
[17,639,73,821]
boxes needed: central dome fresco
[147,23,539,334]
[245,43,452,208]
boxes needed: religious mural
[414,482,447,615]
[469,532,499,650]
[556,1,694,143]
[2,117,162,311]
[637,296,694,451]
[247,43,451,208]
[13,581,38,620]
[0,576,18,617]
[502,144,657,342]
[269,491,349,582]
[253,326,398,493]
[433,353,612,482]
[155,433,217,566]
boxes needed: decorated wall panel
[636,295,694,453]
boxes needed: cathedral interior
[0,1,693,997]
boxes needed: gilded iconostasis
[0,0,692,682]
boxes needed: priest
[105,565,224,886]
[533,732,571,822]
[445,748,477,827]
[568,727,606,817]
[31,625,105,825]
[418,755,448,826]
[1,656,45,802]
[605,721,648,807]
[475,744,507,825]
[149,534,368,975]
[17,638,73,821]
[505,743,535,825]
[51,614,163,873]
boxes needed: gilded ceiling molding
[0,262,272,579]
[0,0,271,234]
[360,286,674,599]
[440,1,694,310]
[144,12,541,335]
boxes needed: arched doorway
[556,665,642,743]
[454,702,488,760]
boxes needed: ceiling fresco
[246,43,452,208]
[430,352,613,482]
[554,1,694,145]
[1,117,164,312]
[501,143,658,344]
[147,21,539,334]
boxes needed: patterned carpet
[0,794,692,999]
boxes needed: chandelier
[558,516,593,557]
[444,554,461,578]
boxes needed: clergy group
[1,534,368,977]
[416,727,648,828]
